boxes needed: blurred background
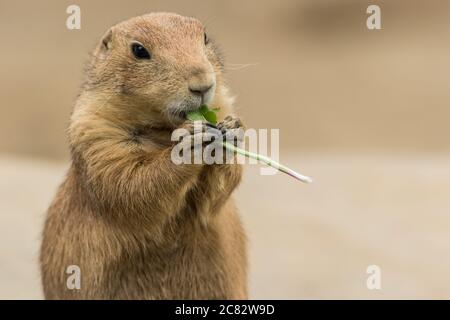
[1,0,450,299]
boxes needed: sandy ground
[1,152,450,299]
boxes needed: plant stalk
[220,141,312,183]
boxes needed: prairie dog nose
[188,68,216,101]
[189,83,213,96]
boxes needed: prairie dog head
[83,12,227,127]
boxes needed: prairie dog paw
[217,116,244,131]
[217,116,245,147]
[177,120,222,149]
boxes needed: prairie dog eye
[131,43,150,59]
[204,33,209,45]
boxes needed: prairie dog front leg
[188,116,245,216]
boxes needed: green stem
[220,141,312,183]
[187,109,312,183]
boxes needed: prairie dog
[40,12,247,299]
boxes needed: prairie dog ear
[98,28,113,53]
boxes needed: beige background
[1,0,450,299]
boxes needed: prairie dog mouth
[167,101,202,122]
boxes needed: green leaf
[186,111,206,122]
[203,110,217,124]
[199,105,209,114]
[187,105,218,124]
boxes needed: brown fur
[40,13,247,299]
